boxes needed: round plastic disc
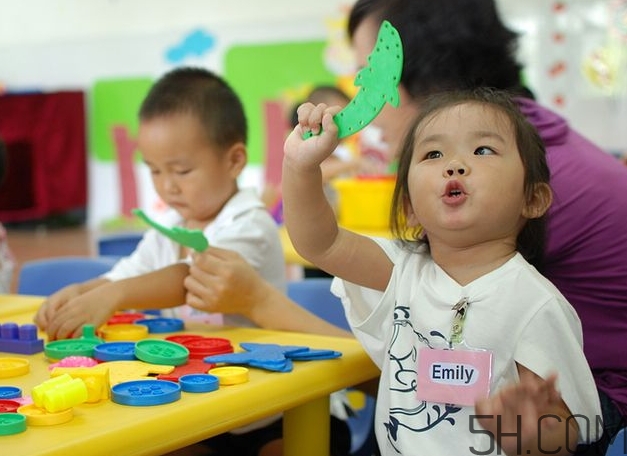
[0,386,22,399]
[44,339,100,361]
[93,342,137,362]
[135,318,184,333]
[106,313,147,325]
[179,374,219,393]
[0,358,30,379]
[0,413,26,435]
[0,400,21,413]
[209,366,249,385]
[111,379,181,406]
[135,339,189,366]
[99,324,149,342]
[17,404,73,426]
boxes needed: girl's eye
[424,150,443,160]
[474,146,495,156]
[175,169,192,175]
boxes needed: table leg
[283,395,330,456]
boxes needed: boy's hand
[185,247,266,317]
[34,284,82,332]
[44,286,118,340]
[284,102,342,169]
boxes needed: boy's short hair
[139,67,247,150]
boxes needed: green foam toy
[303,20,403,139]
[132,208,209,252]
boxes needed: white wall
[1,0,625,227]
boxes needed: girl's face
[405,103,528,249]
[351,16,419,156]
[138,112,245,229]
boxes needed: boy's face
[138,112,245,228]
[405,103,527,249]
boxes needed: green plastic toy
[132,208,209,252]
[303,20,403,139]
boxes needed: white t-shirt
[104,188,286,326]
[332,239,602,456]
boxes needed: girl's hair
[139,67,247,151]
[390,88,550,267]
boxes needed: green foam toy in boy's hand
[132,208,209,252]
[303,20,403,140]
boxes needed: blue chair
[17,256,120,296]
[287,278,377,456]
[606,427,627,456]
[97,232,143,257]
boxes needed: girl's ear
[522,182,553,219]
[404,196,421,227]
[225,142,247,178]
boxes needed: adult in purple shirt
[347,0,627,451]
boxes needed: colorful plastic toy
[50,365,110,403]
[0,357,30,379]
[208,366,249,385]
[0,412,26,435]
[204,342,341,373]
[156,358,215,382]
[0,386,21,399]
[165,335,233,359]
[16,404,73,426]
[44,325,104,361]
[0,322,44,355]
[133,208,209,252]
[0,400,21,413]
[303,20,403,140]
[111,379,181,406]
[99,323,149,342]
[135,317,185,333]
[48,356,99,369]
[31,373,88,413]
[179,374,219,393]
[93,342,137,362]
[99,360,175,386]
[134,339,189,366]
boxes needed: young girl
[282,89,601,455]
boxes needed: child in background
[263,84,382,221]
[0,137,15,293]
[282,88,601,455]
[34,67,285,340]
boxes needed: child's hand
[284,102,342,170]
[43,286,118,340]
[475,370,575,455]
[185,247,266,317]
[34,284,83,332]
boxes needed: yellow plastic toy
[32,373,88,413]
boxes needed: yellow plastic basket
[332,177,396,230]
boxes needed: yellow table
[0,295,379,456]
[279,225,392,267]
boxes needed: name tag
[417,347,492,406]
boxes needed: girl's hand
[284,102,342,170]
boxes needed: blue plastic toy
[204,342,341,372]
[0,322,44,355]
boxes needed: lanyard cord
[449,297,470,348]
